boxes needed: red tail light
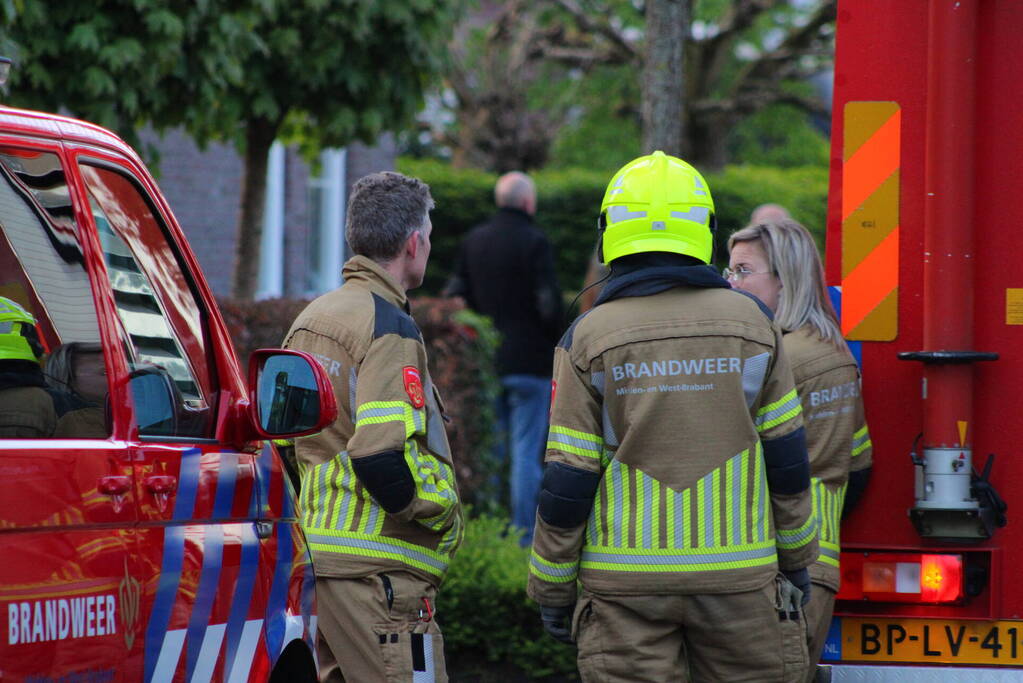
[837,552,964,604]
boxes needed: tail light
[837,552,964,604]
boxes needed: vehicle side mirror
[247,349,338,439]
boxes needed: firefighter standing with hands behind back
[527,152,817,682]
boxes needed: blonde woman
[727,219,873,680]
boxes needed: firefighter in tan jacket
[527,152,817,682]
[729,220,872,679]
[284,172,462,682]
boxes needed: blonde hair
[728,219,842,344]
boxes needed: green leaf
[67,22,101,53]
[143,9,184,39]
[83,65,116,97]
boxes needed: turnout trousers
[803,583,837,682]
[316,572,448,682]
[573,576,809,682]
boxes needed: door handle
[98,475,131,496]
[144,474,178,495]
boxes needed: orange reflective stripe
[841,102,901,341]
[841,226,900,335]
[842,108,901,222]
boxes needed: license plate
[825,617,1023,666]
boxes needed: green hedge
[441,512,578,681]
[397,157,828,296]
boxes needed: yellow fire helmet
[599,150,716,265]
[0,296,43,363]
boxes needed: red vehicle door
[68,147,314,682]
[0,140,144,679]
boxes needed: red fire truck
[0,103,337,680]
[822,0,1022,678]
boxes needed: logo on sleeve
[403,366,425,408]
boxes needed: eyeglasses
[722,266,772,282]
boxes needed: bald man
[750,203,792,225]
[446,172,563,544]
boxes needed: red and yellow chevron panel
[841,102,901,340]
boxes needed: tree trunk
[232,119,278,300]
[641,0,688,155]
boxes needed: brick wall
[139,128,243,296]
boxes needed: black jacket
[447,208,563,376]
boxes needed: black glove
[782,568,812,607]
[540,604,575,644]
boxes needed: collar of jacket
[342,254,410,312]
[495,206,534,223]
[594,254,730,306]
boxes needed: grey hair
[45,342,104,393]
[728,219,843,344]
[345,171,434,262]
[495,172,535,211]
[749,203,791,225]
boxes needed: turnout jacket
[283,256,463,587]
[527,261,817,606]
[785,326,872,592]
[0,361,56,438]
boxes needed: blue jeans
[494,374,550,544]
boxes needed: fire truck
[822,0,1023,679]
[0,93,337,678]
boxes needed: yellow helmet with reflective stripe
[0,296,42,363]
[599,151,716,265]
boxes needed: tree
[6,0,462,299]
[426,0,835,171]
[435,0,568,172]
[6,2,208,141]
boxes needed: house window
[305,148,346,296]
[256,142,286,300]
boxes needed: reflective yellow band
[404,440,457,509]
[755,389,802,432]
[582,540,777,573]
[305,529,450,577]
[852,424,872,457]
[812,478,847,546]
[355,400,425,435]
[776,510,819,550]
[818,540,840,567]
[530,550,579,584]
[547,425,603,459]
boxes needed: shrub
[410,298,503,510]
[398,158,829,296]
[441,512,578,681]
[217,296,312,361]
[709,164,829,262]
[217,295,503,509]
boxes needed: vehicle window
[78,163,216,438]
[0,147,111,439]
